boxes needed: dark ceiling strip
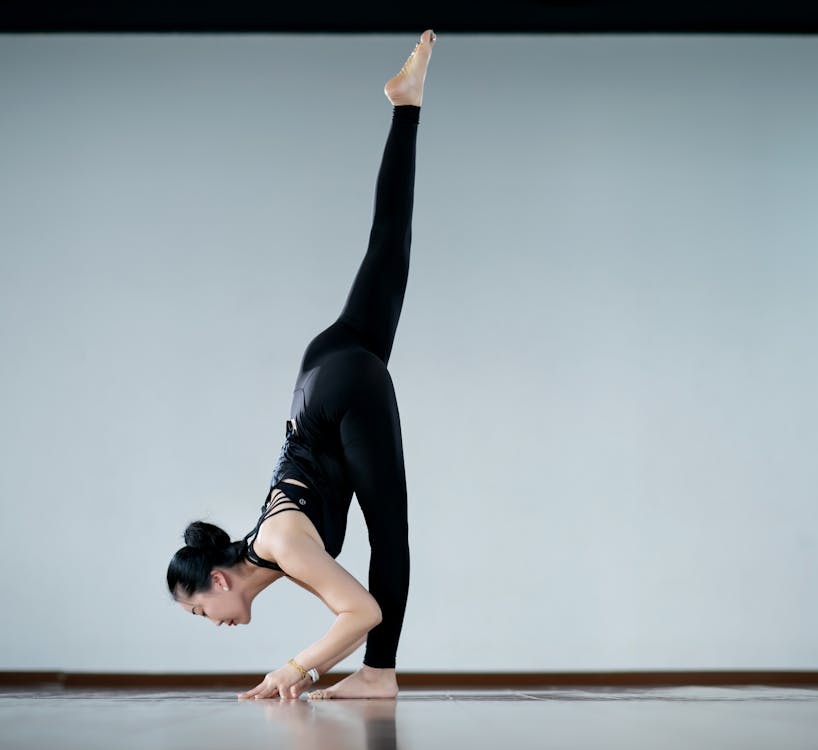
[0,1,817,34]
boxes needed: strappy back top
[242,420,326,573]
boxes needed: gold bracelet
[288,658,308,679]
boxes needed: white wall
[1,33,816,673]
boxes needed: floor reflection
[1,687,817,750]
[248,697,399,750]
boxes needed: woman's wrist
[287,658,309,680]
[288,658,320,683]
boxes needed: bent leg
[339,361,410,668]
[337,105,420,367]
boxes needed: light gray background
[1,33,816,673]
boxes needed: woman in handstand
[166,29,437,700]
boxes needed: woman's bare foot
[308,666,399,700]
[384,29,436,107]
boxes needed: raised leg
[336,105,420,367]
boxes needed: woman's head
[167,521,252,627]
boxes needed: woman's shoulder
[255,504,326,558]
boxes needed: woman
[166,29,437,701]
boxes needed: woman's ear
[211,570,229,591]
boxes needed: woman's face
[177,570,250,627]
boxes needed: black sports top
[241,421,322,572]
[241,415,352,573]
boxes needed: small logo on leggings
[299,498,306,505]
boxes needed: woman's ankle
[361,664,396,679]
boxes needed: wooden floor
[2,686,817,749]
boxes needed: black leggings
[255,105,419,669]
[339,105,419,365]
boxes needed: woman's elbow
[365,603,383,628]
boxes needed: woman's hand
[237,663,313,700]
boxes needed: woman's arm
[286,576,368,674]
[266,529,382,671]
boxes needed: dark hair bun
[184,521,231,555]
[168,521,246,598]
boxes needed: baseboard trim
[1,671,816,689]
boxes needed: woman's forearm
[314,633,368,676]
[292,612,379,676]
